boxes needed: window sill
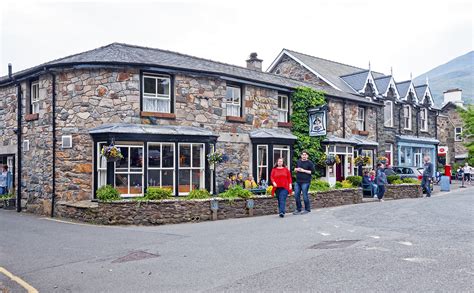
[25,113,39,122]
[141,111,176,119]
[226,116,246,123]
[278,122,293,128]
[352,129,369,136]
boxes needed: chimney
[246,53,262,71]
[443,88,463,107]
[8,63,12,78]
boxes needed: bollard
[210,199,219,220]
[246,199,254,217]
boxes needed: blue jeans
[377,185,385,200]
[372,184,378,196]
[421,176,431,197]
[276,188,288,215]
[294,182,310,212]
[0,186,6,195]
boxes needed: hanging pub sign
[308,105,328,136]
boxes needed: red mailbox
[444,165,452,182]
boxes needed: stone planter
[3,198,16,210]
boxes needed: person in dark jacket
[293,150,315,215]
[422,156,434,197]
[375,163,388,201]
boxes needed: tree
[290,87,326,176]
[458,105,474,165]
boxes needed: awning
[89,123,218,137]
[249,129,297,140]
[323,134,378,147]
[396,135,439,144]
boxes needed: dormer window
[364,81,375,97]
[387,86,396,99]
[407,91,416,103]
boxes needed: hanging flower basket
[325,154,340,166]
[355,156,372,167]
[377,156,388,164]
[207,151,225,165]
[101,144,124,162]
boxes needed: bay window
[256,145,268,184]
[178,143,205,194]
[143,74,171,113]
[148,143,175,192]
[273,145,290,169]
[114,145,144,196]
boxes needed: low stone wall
[55,188,362,225]
[384,184,422,199]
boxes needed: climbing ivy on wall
[291,87,326,176]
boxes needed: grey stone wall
[269,54,330,87]
[438,105,467,164]
[385,184,422,199]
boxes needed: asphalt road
[1,187,473,292]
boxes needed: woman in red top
[270,158,293,218]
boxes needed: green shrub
[387,175,401,184]
[392,179,404,185]
[341,180,354,188]
[0,194,12,200]
[346,176,362,187]
[402,178,420,184]
[334,181,343,189]
[219,186,253,199]
[145,187,172,200]
[310,179,330,192]
[187,189,211,199]
[96,185,120,201]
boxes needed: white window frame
[97,142,108,189]
[420,108,428,131]
[403,105,412,130]
[273,145,290,170]
[147,142,175,193]
[455,127,463,141]
[277,95,289,123]
[31,81,40,114]
[385,143,393,167]
[114,144,144,197]
[257,145,268,184]
[142,74,171,113]
[226,85,241,117]
[178,143,205,195]
[384,100,393,127]
[357,107,365,131]
[62,135,72,149]
[361,149,374,169]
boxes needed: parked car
[388,166,422,179]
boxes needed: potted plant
[377,156,388,164]
[355,156,372,167]
[325,154,340,166]
[1,194,15,210]
[207,151,229,167]
[101,144,124,162]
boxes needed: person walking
[375,163,387,202]
[293,150,315,215]
[462,163,471,184]
[270,158,292,218]
[422,155,434,197]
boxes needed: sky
[0,0,472,80]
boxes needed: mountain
[414,51,473,106]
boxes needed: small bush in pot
[96,185,121,201]
[187,189,211,200]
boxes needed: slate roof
[89,123,217,137]
[374,76,392,95]
[280,49,386,94]
[249,129,297,140]
[414,84,428,102]
[340,70,370,92]
[396,80,412,98]
[0,43,378,104]
[323,134,378,146]
[396,135,439,144]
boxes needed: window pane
[233,87,241,100]
[273,150,280,164]
[178,169,191,193]
[162,170,174,190]
[192,144,202,167]
[226,87,233,102]
[258,146,267,165]
[179,145,191,167]
[281,150,289,166]
[130,147,143,170]
[192,169,204,190]
[115,174,128,195]
[144,77,156,94]
[148,145,161,168]
[257,167,267,184]
[157,78,170,95]
[98,170,107,188]
[156,99,170,113]
[162,144,174,168]
[129,174,143,194]
[143,98,157,112]
[148,169,161,187]
[115,147,129,170]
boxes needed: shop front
[396,135,438,171]
[90,123,218,197]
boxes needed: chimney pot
[246,53,263,71]
[8,63,12,78]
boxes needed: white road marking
[369,235,380,239]
[403,257,435,263]
[398,241,413,246]
[364,246,390,252]
[0,267,39,293]
[319,232,331,236]
[334,225,339,228]
[347,229,355,233]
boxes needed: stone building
[268,49,440,184]
[437,89,468,165]
[0,43,357,214]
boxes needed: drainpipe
[16,84,22,212]
[50,72,57,217]
[416,107,419,137]
[398,104,402,134]
[342,100,346,138]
